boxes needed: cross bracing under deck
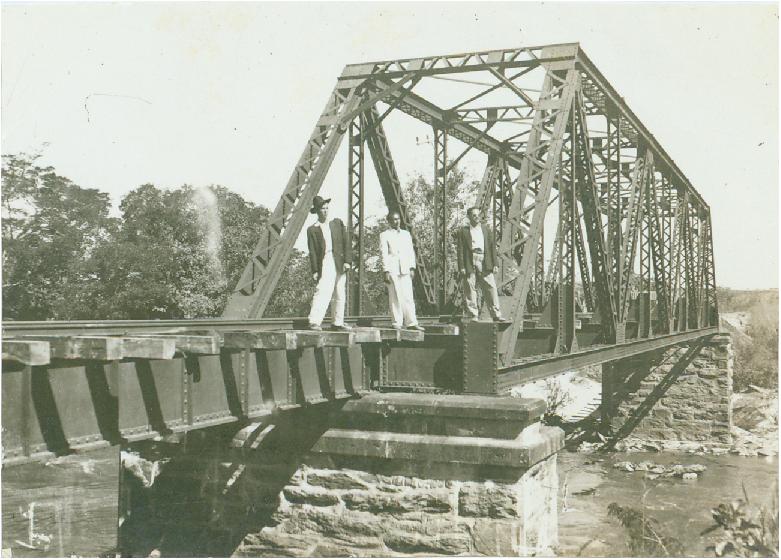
[219,42,717,372]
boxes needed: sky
[1,1,778,290]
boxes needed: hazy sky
[1,1,778,290]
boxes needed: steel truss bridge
[2,43,719,465]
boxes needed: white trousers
[387,273,418,328]
[308,254,346,326]
[463,253,502,319]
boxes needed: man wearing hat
[306,195,352,331]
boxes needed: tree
[2,153,117,320]
[77,183,270,319]
[2,153,480,321]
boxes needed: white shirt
[380,228,416,275]
[470,224,484,252]
[317,219,332,254]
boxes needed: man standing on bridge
[379,210,424,331]
[306,195,352,331]
[456,206,506,322]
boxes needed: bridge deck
[2,316,717,466]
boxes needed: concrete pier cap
[244,393,564,557]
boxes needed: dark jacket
[456,224,496,275]
[307,218,352,278]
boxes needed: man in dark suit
[306,195,352,331]
[456,206,506,321]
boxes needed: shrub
[702,485,779,557]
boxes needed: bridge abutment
[603,334,733,449]
[236,393,563,557]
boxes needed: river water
[556,449,779,557]
[2,446,776,557]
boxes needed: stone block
[283,485,340,507]
[236,529,312,557]
[306,470,372,490]
[698,368,722,379]
[458,483,518,518]
[383,531,472,555]
[342,393,545,423]
[672,410,694,421]
[342,488,452,514]
[652,407,674,422]
[309,541,382,557]
[279,509,385,539]
[312,427,563,469]
[376,483,403,493]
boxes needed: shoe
[493,316,509,322]
[391,325,403,330]
[308,324,323,331]
[407,325,425,332]
[331,324,353,331]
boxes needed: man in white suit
[379,210,424,331]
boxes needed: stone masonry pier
[603,334,733,449]
[236,393,563,557]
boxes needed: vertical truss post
[555,103,578,354]
[646,167,670,335]
[702,212,719,326]
[347,115,365,316]
[688,208,704,329]
[364,107,437,310]
[433,126,449,310]
[607,112,623,322]
[499,66,579,365]
[662,176,676,332]
[672,188,689,331]
[665,179,682,333]
[618,150,650,326]
[574,212,594,311]
[573,94,617,343]
[499,159,514,294]
[683,194,698,330]
[533,227,546,310]
[638,157,654,338]
[223,86,360,319]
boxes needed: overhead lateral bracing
[223,42,718,368]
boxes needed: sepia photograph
[1,1,778,557]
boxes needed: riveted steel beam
[497,327,719,390]
[347,115,366,316]
[338,43,577,81]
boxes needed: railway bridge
[1,43,728,557]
